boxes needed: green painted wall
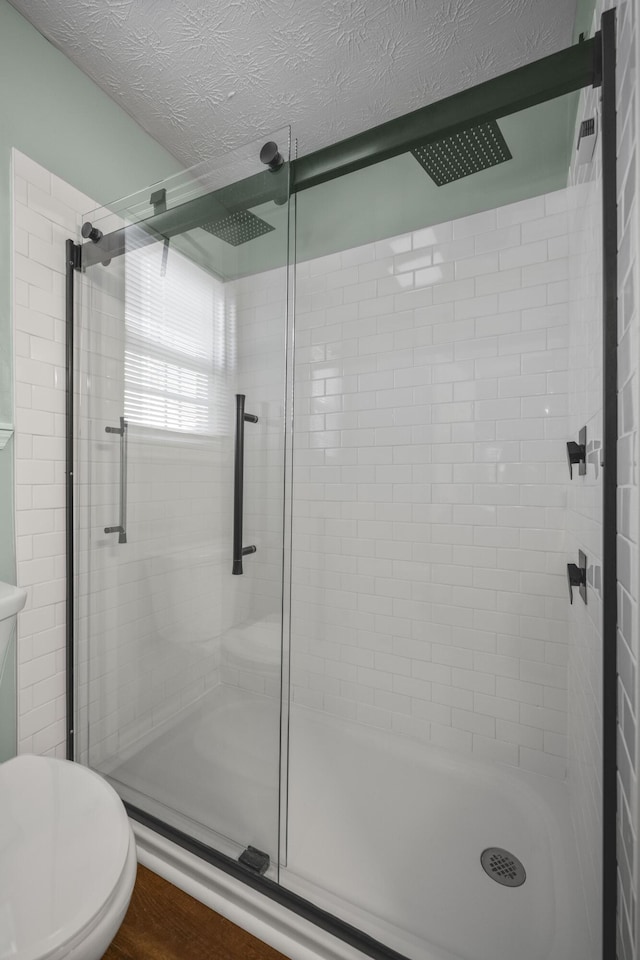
[0,0,182,759]
[221,92,578,280]
[573,0,598,39]
[0,0,182,581]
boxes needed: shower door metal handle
[104,417,128,544]
[233,395,258,575]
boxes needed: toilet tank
[0,582,27,674]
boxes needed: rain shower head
[201,209,275,246]
[411,120,512,186]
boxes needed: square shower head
[201,209,275,246]
[411,120,512,186]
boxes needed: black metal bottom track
[126,803,410,960]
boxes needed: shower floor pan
[110,686,591,960]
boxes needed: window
[124,243,229,436]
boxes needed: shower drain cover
[480,847,526,887]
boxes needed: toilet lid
[0,755,131,960]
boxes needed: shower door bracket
[238,845,270,875]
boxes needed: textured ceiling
[9,0,579,167]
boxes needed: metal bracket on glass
[81,220,111,267]
[150,188,170,276]
[233,395,258,575]
[104,417,128,544]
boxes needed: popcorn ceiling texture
[8,0,577,162]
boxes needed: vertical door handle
[233,395,258,574]
[104,417,128,544]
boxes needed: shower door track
[66,15,618,960]
[126,802,409,960]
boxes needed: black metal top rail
[80,36,597,269]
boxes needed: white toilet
[0,582,137,960]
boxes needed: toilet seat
[223,617,282,672]
[0,755,134,960]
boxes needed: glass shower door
[75,132,292,875]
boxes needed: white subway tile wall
[13,154,242,764]
[74,256,290,764]
[74,240,235,768]
[220,271,289,696]
[612,1,639,957]
[12,149,94,757]
[564,3,639,957]
[288,190,571,777]
[565,69,604,957]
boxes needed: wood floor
[102,864,289,960]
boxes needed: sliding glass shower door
[75,132,292,874]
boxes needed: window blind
[124,244,229,435]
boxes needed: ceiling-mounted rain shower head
[201,209,275,246]
[411,120,512,186]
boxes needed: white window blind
[124,244,228,435]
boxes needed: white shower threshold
[114,685,590,960]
